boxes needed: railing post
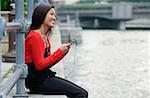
[0,0,1,16]
[13,0,28,98]
[0,0,2,83]
[0,2,6,85]
[0,40,1,84]
[75,12,80,27]
[34,0,40,8]
[27,0,34,21]
[67,15,70,27]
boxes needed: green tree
[1,0,11,11]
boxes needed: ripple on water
[63,30,150,98]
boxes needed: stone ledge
[28,94,67,98]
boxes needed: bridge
[56,2,150,30]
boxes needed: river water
[63,30,150,98]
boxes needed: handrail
[0,0,38,98]
[6,22,22,30]
[0,68,23,96]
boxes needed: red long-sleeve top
[25,30,65,71]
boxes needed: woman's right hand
[60,43,72,54]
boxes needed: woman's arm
[30,36,65,71]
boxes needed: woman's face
[43,8,56,28]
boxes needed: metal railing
[0,0,44,98]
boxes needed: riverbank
[63,30,150,98]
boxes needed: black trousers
[29,76,88,98]
[26,62,88,98]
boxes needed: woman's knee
[75,87,88,97]
[81,88,88,97]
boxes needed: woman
[25,3,88,98]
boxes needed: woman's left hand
[60,43,72,54]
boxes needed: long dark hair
[26,4,54,37]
